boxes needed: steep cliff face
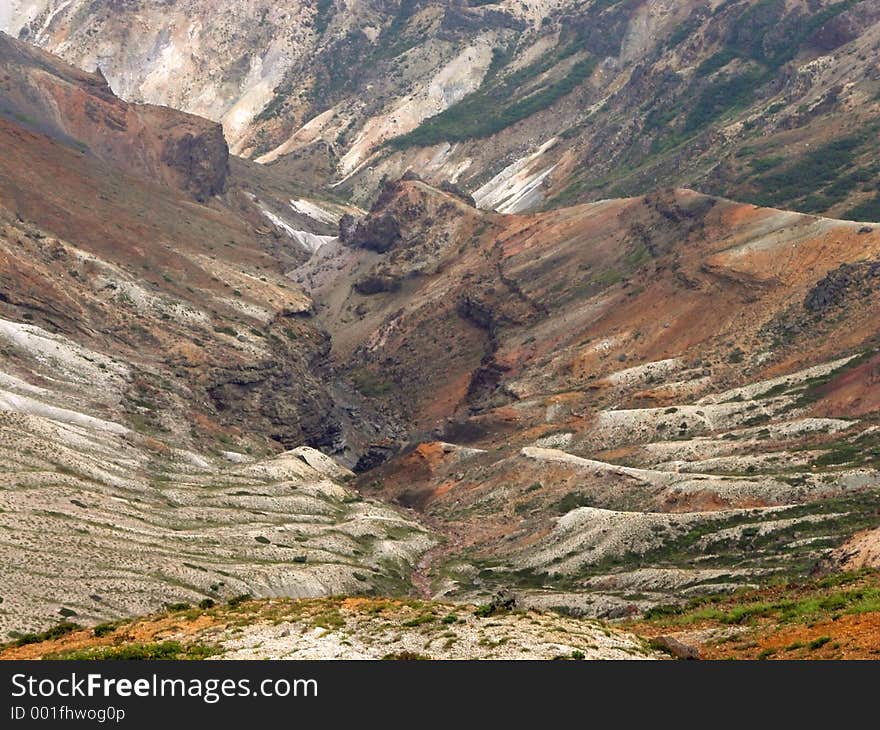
[0,31,228,201]
[4,1,880,219]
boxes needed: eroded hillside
[295,177,880,616]
[5,1,880,220]
[0,32,433,635]
[0,596,658,661]
[0,22,878,654]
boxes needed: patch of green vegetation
[389,51,597,148]
[49,641,219,661]
[789,349,877,409]
[312,609,345,631]
[748,135,869,209]
[666,14,703,49]
[594,268,623,287]
[92,622,121,638]
[10,622,80,648]
[474,604,496,618]
[350,368,394,397]
[227,594,253,608]
[382,651,431,660]
[727,0,859,70]
[749,156,785,173]
[811,429,880,469]
[313,0,335,35]
[654,582,880,628]
[685,66,766,132]
[553,492,594,514]
[844,194,880,223]
[373,0,423,60]
[644,0,863,182]
[695,49,738,77]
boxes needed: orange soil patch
[0,613,226,661]
[703,613,880,660]
[811,353,880,418]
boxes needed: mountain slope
[1,21,879,645]
[294,177,880,614]
[5,1,880,219]
[0,32,433,635]
[0,31,227,201]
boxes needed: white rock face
[338,39,495,176]
[473,138,559,213]
[0,1,316,150]
[259,206,337,254]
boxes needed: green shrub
[50,641,219,661]
[13,622,80,647]
[92,622,119,638]
[389,53,597,148]
[381,651,430,660]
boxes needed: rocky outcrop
[158,121,229,202]
[354,273,402,295]
[205,323,342,451]
[804,258,880,317]
[808,2,880,52]
[342,213,403,254]
[0,32,228,201]
[823,528,880,572]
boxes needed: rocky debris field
[0,596,659,661]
